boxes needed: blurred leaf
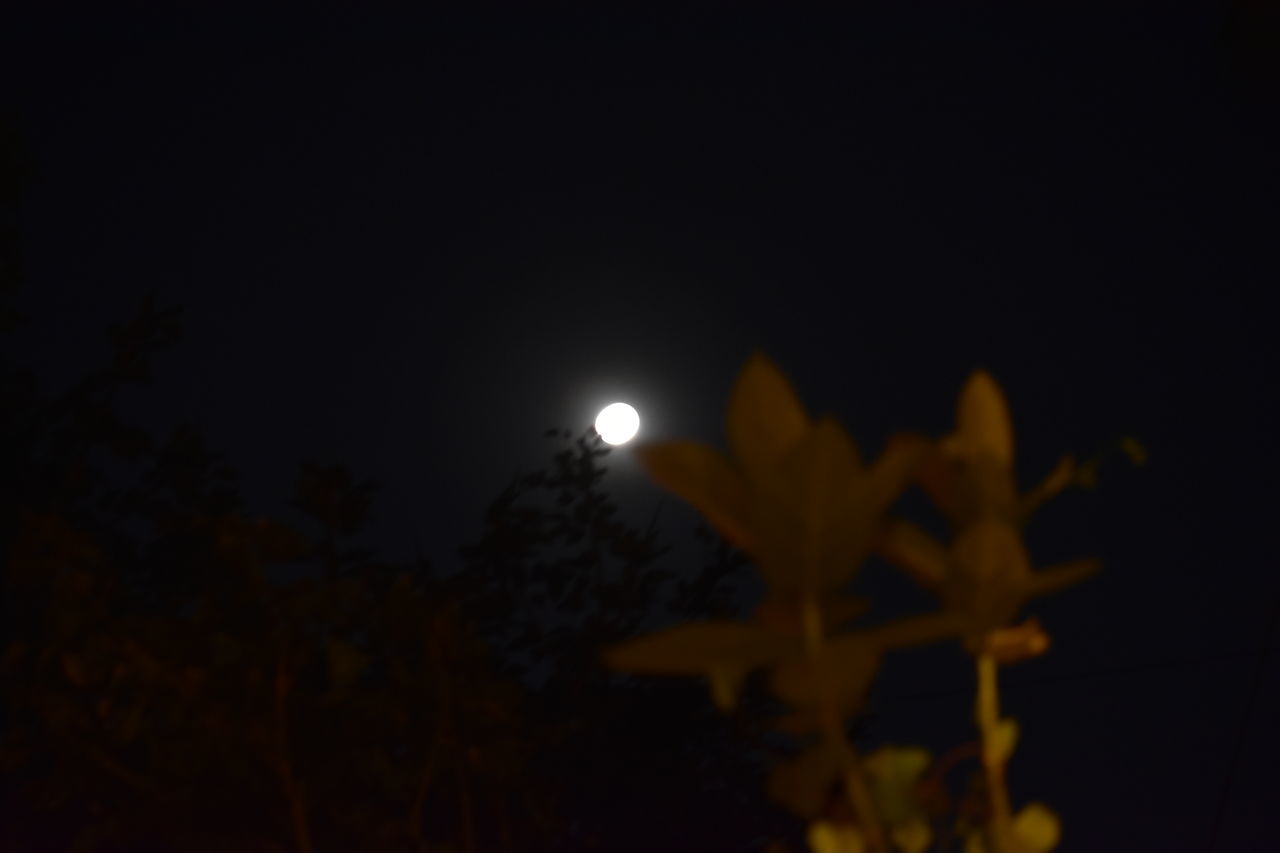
[603,621,797,676]
[863,745,931,825]
[769,741,843,818]
[807,820,865,853]
[951,370,1014,469]
[981,619,1050,665]
[1012,802,1061,852]
[1019,455,1076,519]
[771,634,879,715]
[989,718,1019,764]
[634,441,754,551]
[890,819,933,853]
[755,595,870,637]
[1120,436,1148,466]
[726,351,812,486]
[1024,559,1101,602]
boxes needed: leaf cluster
[605,354,1121,852]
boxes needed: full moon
[595,402,640,445]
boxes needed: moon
[595,402,640,445]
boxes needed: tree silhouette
[1,255,806,853]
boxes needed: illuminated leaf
[914,447,965,521]
[807,820,866,853]
[603,621,796,676]
[727,352,812,487]
[943,520,1033,642]
[823,595,872,629]
[1020,455,1076,519]
[771,634,879,714]
[988,717,1019,764]
[633,441,754,550]
[1012,802,1061,852]
[779,418,862,516]
[758,418,869,591]
[1024,559,1101,601]
[890,819,933,853]
[864,745,931,824]
[755,595,870,637]
[859,611,964,650]
[982,620,1050,665]
[1120,436,1148,466]
[954,370,1014,468]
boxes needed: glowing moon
[595,402,640,445]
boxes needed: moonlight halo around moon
[595,402,640,445]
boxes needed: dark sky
[4,4,1279,850]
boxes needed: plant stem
[975,653,1012,853]
[843,751,890,853]
[807,596,890,853]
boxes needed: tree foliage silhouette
[1,291,805,849]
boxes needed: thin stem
[975,653,1012,853]
[842,752,889,853]
[806,596,890,853]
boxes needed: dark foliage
[1,143,803,849]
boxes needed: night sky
[5,4,1279,850]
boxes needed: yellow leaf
[1023,559,1101,601]
[604,621,796,676]
[808,821,866,853]
[633,441,754,550]
[864,745,931,824]
[946,519,1032,634]
[771,634,879,714]
[756,595,870,637]
[982,620,1051,665]
[955,370,1014,468]
[727,352,812,487]
[1012,802,1061,852]
[1120,436,1148,466]
[988,717,1019,764]
[1019,455,1076,519]
[890,819,933,853]
[758,418,869,591]
[859,611,965,651]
